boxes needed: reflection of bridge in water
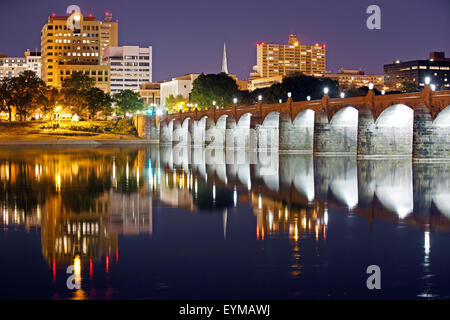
[156,146,450,234]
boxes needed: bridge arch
[358,104,413,157]
[412,104,450,159]
[172,118,189,145]
[205,115,226,148]
[279,110,314,152]
[258,112,279,151]
[433,104,450,126]
[314,106,358,154]
[160,119,174,145]
[226,113,255,149]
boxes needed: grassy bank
[0,120,141,141]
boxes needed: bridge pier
[357,105,413,158]
[134,115,160,142]
[413,105,450,160]
[160,120,173,145]
[279,111,314,153]
[188,118,206,148]
[205,116,226,148]
[314,108,357,155]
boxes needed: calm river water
[0,146,449,299]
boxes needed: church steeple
[222,43,228,74]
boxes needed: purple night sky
[0,0,449,82]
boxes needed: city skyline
[0,0,449,82]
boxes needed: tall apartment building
[40,11,117,92]
[0,50,42,80]
[103,46,152,95]
[252,34,326,79]
[99,12,119,57]
[384,51,450,91]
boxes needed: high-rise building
[0,50,42,80]
[40,11,112,92]
[99,12,119,57]
[384,52,450,91]
[252,34,326,78]
[103,46,152,95]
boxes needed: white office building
[160,74,200,107]
[103,46,152,95]
[0,50,42,80]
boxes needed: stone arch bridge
[138,86,450,160]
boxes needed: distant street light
[425,77,431,85]
[279,99,282,104]
[340,92,345,99]
[287,92,292,98]
[233,98,238,104]
[323,87,329,95]
[431,84,436,91]
[258,95,262,101]
[307,96,311,101]
[381,89,385,95]
[368,83,374,90]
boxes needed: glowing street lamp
[368,83,374,90]
[307,96,311,101]
[287,92,292,98]
[431,84,436,91]
[425,77,431,85]
[233,98,238,104]
[381,89,385,95]
[323,87,329,95]
[340,92,345,99]
[279,99,282,104]
[258,95,262,101]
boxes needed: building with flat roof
[139,82,161,105]
[248,75,283,91]
[252,34,326,79]
[0,50,42,80]
[321,68,385,90]
[160,74,200,107]
[103,46,152,95]
[40,11,113,92]
[384,51,450,91]
[99,11,118,57]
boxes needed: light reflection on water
[0,146,450,299]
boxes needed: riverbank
[0,120,146,144]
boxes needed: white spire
[222,43,228,74]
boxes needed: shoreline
[0,139,159,147]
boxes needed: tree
[85,87,112,118]
[113,90,146,116]
[62,71,95,90]
[164,94,187,113]
[9,71,46,121]
[36,86,60,118]
[401,81,417,93]
[190,73,239,109]
[61,72,96,117]
[0,79,14,121]
[281,73,339,101]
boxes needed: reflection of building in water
[41,191,117,267]
[159,169,196,211]
[250,192,327,242]
[109,191,153,235]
